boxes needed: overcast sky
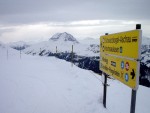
[0,0,150,43]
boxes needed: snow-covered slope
[8,41,30,50]
[24,32,99,56]
[0,45,150,113]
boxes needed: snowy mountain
[140,37,150,87]
[49,32,79,44]
[141,49,150,67]
[141,37,150,67]
[24,32,99,57]
[23,32,100,74]
[8,41,30,50]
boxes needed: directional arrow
[130,69,135,79]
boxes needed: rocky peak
[49,32,79,43]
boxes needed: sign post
[20,46,21,59]
[103,72,107,108]
[71,45,74,67]
[7,47,8,60]
[130,24,141,113]
[99,24,142,112]
[103,33,108,108]
[130,90,136,113]
[56,46,57,54]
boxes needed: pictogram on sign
[125,62,129,71]
[121,61,124,69]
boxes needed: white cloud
[0,0,150,25]
[0,20,150,43]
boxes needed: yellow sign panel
[100,53,139,90]
[100,30,141,59]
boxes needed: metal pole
[103,73,107,108]
[130,24,141,113]
[130,90,137,113]
[20,47,21,59]
[103,33,108,108]
[56,46,57,54]
[7,48,8,60]
[71,45,73,67]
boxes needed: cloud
[0,0,150,25]
[1,19,150,43]
[0,0,150,43]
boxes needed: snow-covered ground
[0,46,150,113]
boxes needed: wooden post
[103,33,108,108]
[56,46,57,54]
[7,47,8,60]
[71,45,73,67]
[130,90,137,113]
[20,46,21,59]
[103,73,108,108]
[130,24,141,113]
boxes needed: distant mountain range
[3,32,147,67]
[23,32,99,57]
[3,32,150,69]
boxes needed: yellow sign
[100,30,141,59]
[100,53,139,90]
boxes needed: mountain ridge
[49,32,79,44]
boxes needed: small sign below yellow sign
[100,53,139,90]
[100,30,142,59]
